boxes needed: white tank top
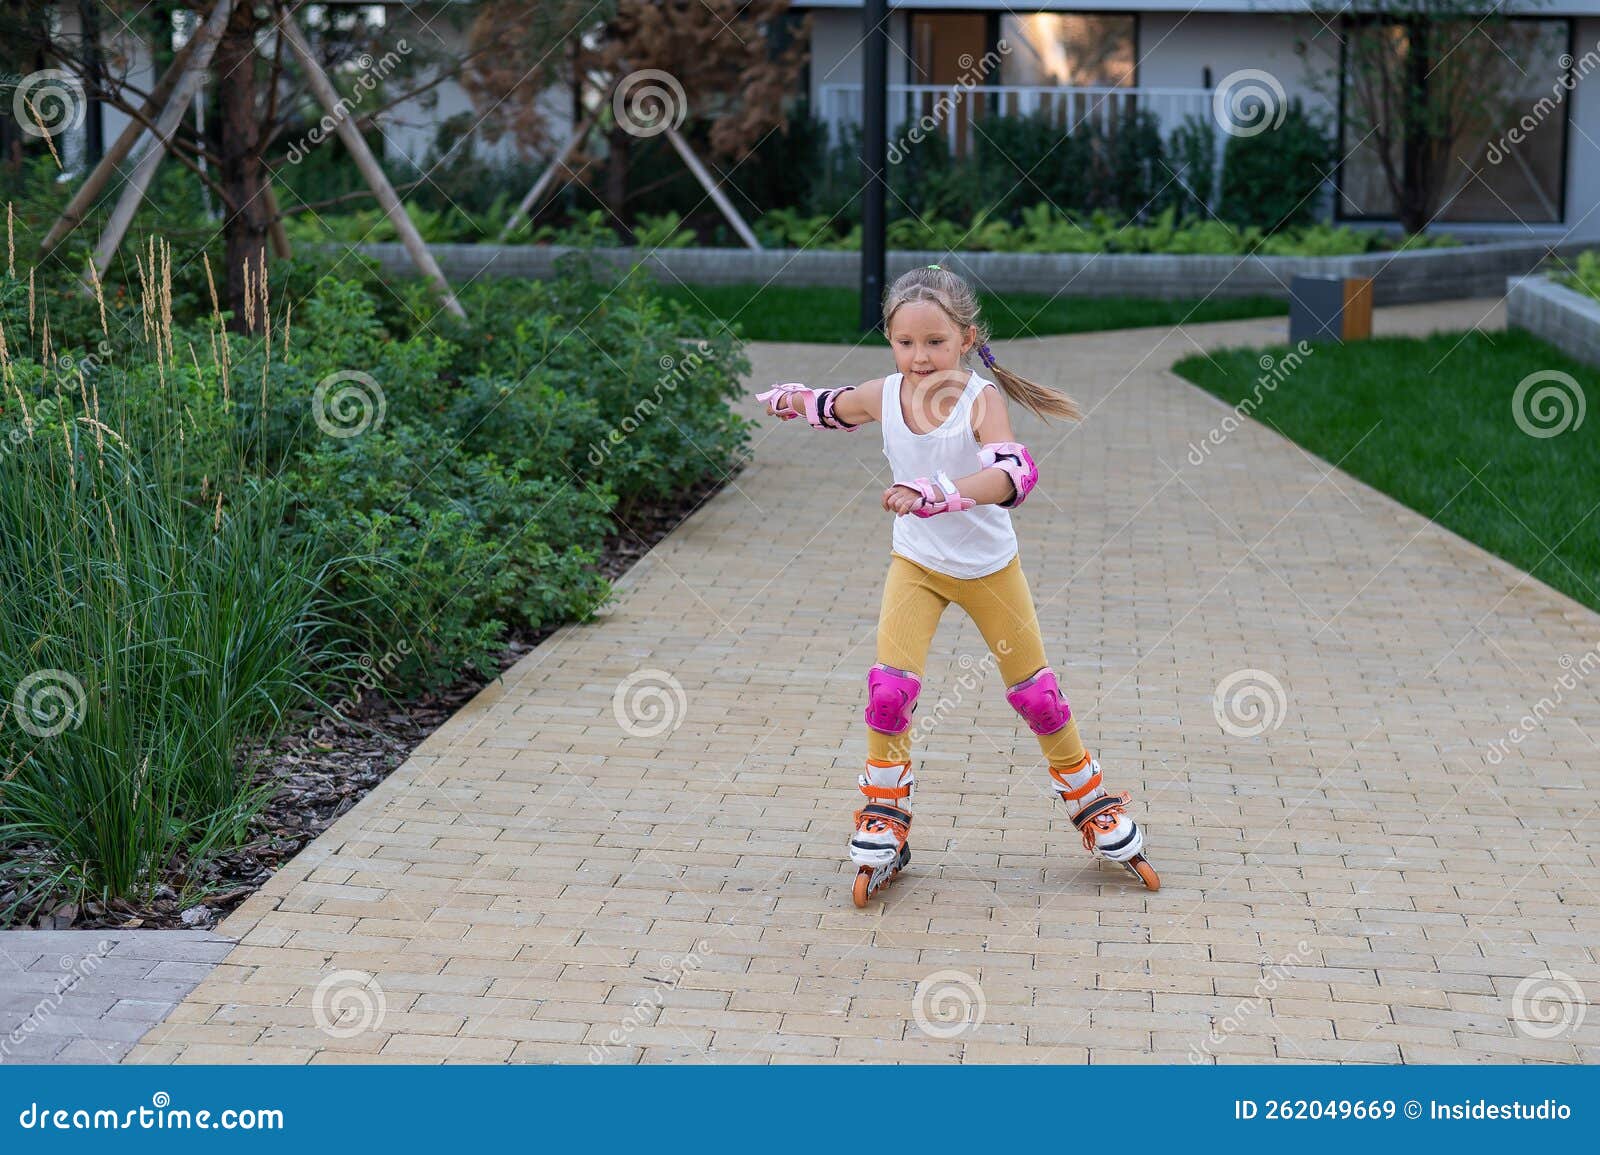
[880,369,1019,579]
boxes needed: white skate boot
[849,758,914,906]
[1049,751,1159,890]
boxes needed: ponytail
[977,342,1082,423]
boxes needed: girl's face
[887,301,975,387]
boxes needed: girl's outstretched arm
[758,377,885,427]
[836,377,886,425]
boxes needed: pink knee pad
[1006,667,1071,735]
[865,663,921,733]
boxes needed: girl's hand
[883,483,937,516]
[755,384,802,419]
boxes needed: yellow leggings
[870,550,1087,770]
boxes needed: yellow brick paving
[125,298,1600,1064]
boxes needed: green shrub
[418,254,753,522]
[632,211,697,248]
[748,201,1451,256]
[755,207,858,250]
[887,211,1015,252]
[285,419,612,692]
[1219,98,1337,232]
[1556,250,1600,301]
[445,371,613,469]
[1162,114,1217,222]
[1107,108,1168,221]
[0,233,754,911]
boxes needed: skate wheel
[852,867,871,908]
[1127,856,1160,891]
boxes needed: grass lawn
[1172,327,1600,615]
[654,283,1286,343]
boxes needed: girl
[756,265,1159,905]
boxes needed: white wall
[1565,17,1600,240]
[810,8,912,116]
[1136,11,1331,117]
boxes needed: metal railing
[819,82,1216,156]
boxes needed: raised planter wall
[336,239,1597,306]
[1507,274,1600,369]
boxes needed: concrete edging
[1506,273,1600,368]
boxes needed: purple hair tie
[978,343,996,368]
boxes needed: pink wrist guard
[755,384,860,430]
[902,470,976,517]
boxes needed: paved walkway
[120,298,1600,1064]
[1,931,236,1063]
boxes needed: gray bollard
[1289,274,1373,344]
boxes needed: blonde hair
[881,265,1082,423]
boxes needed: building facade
[797,0,1600,238]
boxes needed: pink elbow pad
[978,441,1038,507]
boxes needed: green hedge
[0,234,751,912]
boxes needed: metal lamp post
[859,0,888,333]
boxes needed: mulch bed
[0,474,730,932]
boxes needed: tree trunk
[606,122,632,239]
[79,0,103,165]
[1398,17,1432,235]
[215,2,268,332]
